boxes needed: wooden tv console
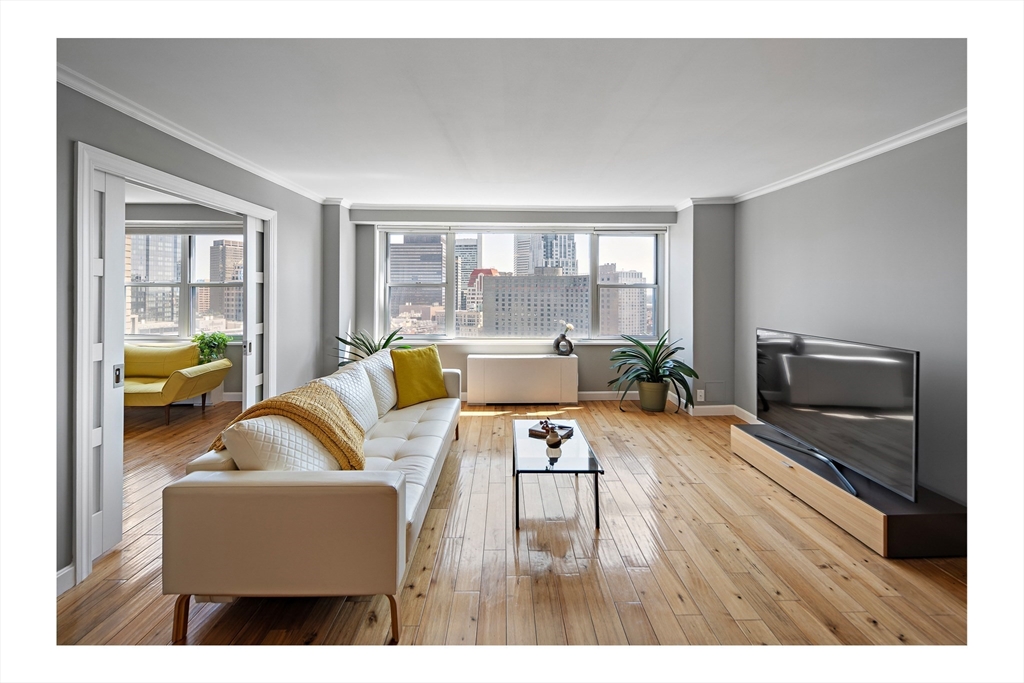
[730,424,966,558]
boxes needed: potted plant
[608,331,698,413]
[335,329,409,367]
[192,331,231,364]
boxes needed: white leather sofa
[162,350,461,644]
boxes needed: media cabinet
[731,424,966,558]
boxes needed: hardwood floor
[56,401,967,645]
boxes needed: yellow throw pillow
[391,345,447,409]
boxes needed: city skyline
[388,231,653,337]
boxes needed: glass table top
[512,419,603,474]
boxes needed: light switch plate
[696,389,705,402]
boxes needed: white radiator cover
[467,354,578,404]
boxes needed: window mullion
[589,233,599,339]
[444,232,456,338]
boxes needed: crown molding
[733,108,967,204]
[347,203,678,213]
[57,64,326,205]
[323,197,353,208]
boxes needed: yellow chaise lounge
[124,343,233,424]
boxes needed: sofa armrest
[443,369,461,400]
[161,358,233,404]
[185,450,238,473]
[162,470,406,598]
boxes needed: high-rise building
[209,239,244,321]
[539,234,578,275]
[513,233,578,276]
[513,234,538,276]
[454,235,480,309]
[126,234,182,334]
[598,263,647,335]
[481,271,590,337]
[387,234,446,332]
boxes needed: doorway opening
[69,143,278,592]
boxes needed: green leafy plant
[607,331,699,413]
[335,329,409,367]
[192,331,231,364]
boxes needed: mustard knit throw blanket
[211,381,366,470]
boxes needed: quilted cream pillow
[318,363,378,432]
[360,350,398,418]
[222,415,341,472]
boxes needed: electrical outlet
[696,389,705,402]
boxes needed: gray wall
[349,207,678,225]
[57,84,324,570]
[692,204,736,405]
[734,125,967,504]
[668,205,736,406]
[125,202,239,222]
[321,205,357,377]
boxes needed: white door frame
[71,142,278,588]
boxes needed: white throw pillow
[318,363,378,432]
[360,350,398,418]
[222,415,340,472]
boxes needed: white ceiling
[57,39,965,208]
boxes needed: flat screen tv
[756,328,919,502]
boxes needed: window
[125,231,244,339]
[381,228,663,339]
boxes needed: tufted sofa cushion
[222,415,342,472]
[362,396,460,547]
[360,350,399,418]
[318,363,379,433]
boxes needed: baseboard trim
[734,405,759,424]
[222,392,242,402]
[578,391,638,401]
[57,564,75,596]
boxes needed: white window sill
[395,337,648,347]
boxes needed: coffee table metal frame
[511,419,604,529]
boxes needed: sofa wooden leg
[164,405,171,425]
[202,392,207,411]
[386,594,401,644]
[455,423,459,440]
[172,594,192,644]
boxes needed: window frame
[376,226,666,342]
[125,222,245,342]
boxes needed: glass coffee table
[512,419,604,529]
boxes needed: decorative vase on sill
[553,320,575,356]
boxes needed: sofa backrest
[125,343,200,378]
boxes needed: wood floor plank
[677,614,720,645]
[663,549,751,645]
[596,538,640,603]
[400,508,446,627]
[626,567,690,644]
[454,492,489,591]
[445,592,480,645]
[576,557,629,645]
[476,550,506,645]
[506,576,537,646]
[414,538,462,645]
[557,573,599,645]
[737,619,782,645]
[615,602,659,645]
[529,551,568,645]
